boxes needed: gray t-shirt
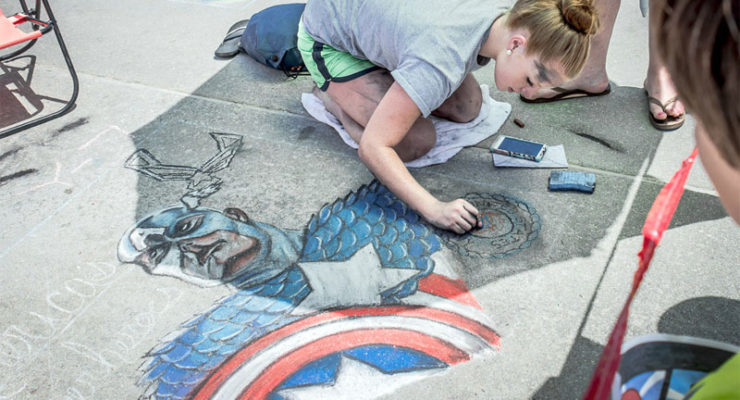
[302,0,498,117]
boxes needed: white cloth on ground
[301,84,512,168]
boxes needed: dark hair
[656,0,740,168]
[508,0,600,78]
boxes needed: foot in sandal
[644,68,685,131]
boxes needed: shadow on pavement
[0,55,66,128]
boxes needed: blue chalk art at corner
[118,181,541,400]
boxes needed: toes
[650,105,668,121]
[526,88,556,100]
[666,100,686,117]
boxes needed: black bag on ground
[215,3,308,78]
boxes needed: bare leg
[317,70,436,162]
[644,0,685,121]
[432,74,483,123]
[524,0,619,100]
[312,86,365,143]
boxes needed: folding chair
[0,0,78,139]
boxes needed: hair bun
[560,0,599,35]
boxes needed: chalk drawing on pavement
[118,180,519,399]
[124,132,243,209]
[439,193,541,259]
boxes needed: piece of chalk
[513,118,525,128]
[548,171,596,193]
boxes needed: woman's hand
[425,199,481,234]
[357,81,482,235]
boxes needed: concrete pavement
[1,0,737,399]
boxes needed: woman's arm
[358,81,480,234]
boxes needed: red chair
[1,0,78,139]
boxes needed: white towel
[301,84,512,168]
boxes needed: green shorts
[297,21,379,91]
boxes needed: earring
[506,49,512,56]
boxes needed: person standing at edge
[656,0,740,223]
[298,0,600,233]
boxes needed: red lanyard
[583,147,699,399]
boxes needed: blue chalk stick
[548,171,596,193]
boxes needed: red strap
[583,147,699,399]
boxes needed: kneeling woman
[298,0,599,233]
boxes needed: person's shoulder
[687,352,740,399]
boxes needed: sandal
[645,92,685,131]
[215,19,249,58]
[520,84,611,104]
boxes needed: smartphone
[490,135,547,162]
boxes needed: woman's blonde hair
[656,0,740,169]
[507,0,599,78]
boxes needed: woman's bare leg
[315,70,436,162]
[644,0,685,121]
[432,74,483,123]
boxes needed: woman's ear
[507,34,527,52]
